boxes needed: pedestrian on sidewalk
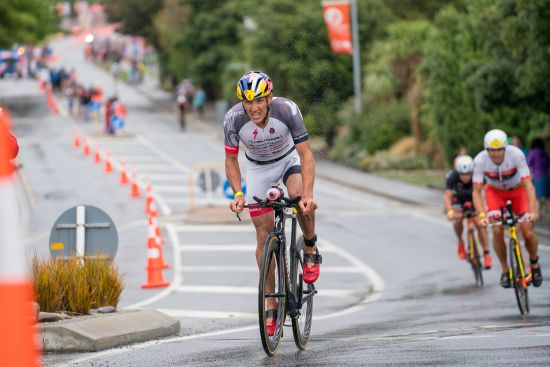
[528,138,550,216]
[193,86,206,119]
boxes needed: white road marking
[168,197,227,205]
[178,244,335,253]
[179,244,256,252]
[79,224,385,366]
[175,285,368,298]
[132,163,179,171]
[157,308,256,319]
[136,135,190,173]
[172,224,252,232]
[180,265,364,273]
[147,173,187,181]
[153,185,197,193]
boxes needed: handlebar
[487,200,531,226]
[236,194,302,222]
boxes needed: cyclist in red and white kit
[224,71,321,336]
[472,129,542,288]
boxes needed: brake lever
[236,212,242,222]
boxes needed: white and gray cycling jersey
[223,97,308,163]
[472,145,530,190]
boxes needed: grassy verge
[375,169,447,190]
[33,256,124,315]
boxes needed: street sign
[49,205,118,260]
[198,169,221,193]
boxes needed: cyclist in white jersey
[224,71,321,336]
[472,129,542,288]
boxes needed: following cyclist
[444,155,491,268]
[472,129,542,288]
[224,71,322,336]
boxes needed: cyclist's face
[243,94,272,125]
[459,173,472,183]
[487,148,505,165]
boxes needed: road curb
[39,309,180,352]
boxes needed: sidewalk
[129,69,550,239]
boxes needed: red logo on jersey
[269,128,275,134]
[253,128,258,139]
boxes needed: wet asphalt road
[2,36,549,366]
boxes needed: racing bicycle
[237,185,317,356]
[492,200,531,315]
[462,201,484,286]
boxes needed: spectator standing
[193,86,206,119]
[527,138,550,215]
[511,135,529,157]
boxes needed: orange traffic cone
[141,221,170,289]
[149,210,169,269]
[94,145,101,163]
[0,111,40,366]
[83,139,90,156]
[104,152,113,173]
[130,172,141,198]
[145,178,153,214]
[73,129,80,148]
[119,159,129,185]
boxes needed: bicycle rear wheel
[468,231,483,287]
[509,238,529,315]
[290,236,313,350]
[258,234,286,356]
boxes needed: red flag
[322,1,353,55]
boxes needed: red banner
[322,1,353,55]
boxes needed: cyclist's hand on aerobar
[528,212,539,222]
[479,217,489,227]
[446,210,456,221]
[230,196,246,213]
[299,197,318,215]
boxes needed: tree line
[3,0,549,168]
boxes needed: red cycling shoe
[303,252,322,284]
[265,309,277,336]
[303,235,322,284]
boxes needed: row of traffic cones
[73,128,170,288]
[45,87,60,115]
[74,128,142,198]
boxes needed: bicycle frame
[463,201,483,285]
[496,200,530,314]
[271,204,312,318]
[504,214,530,287]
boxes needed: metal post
[76,205,86,257]
[351,0,362,114]
[205,168,213,203]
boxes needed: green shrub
[33,256,123,315]
[360,151,430,171]
[349,100,410,154]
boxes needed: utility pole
[351,0,361,114]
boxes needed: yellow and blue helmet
[236,71,273,101]
[483,129,508,149]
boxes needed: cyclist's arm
[444,189,454,212]
[225,153,242,194]
[472,184,485,216]
[295,141,315,198]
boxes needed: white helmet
[483,129,508,149]
[454,155,474,174]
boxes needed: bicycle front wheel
[468,231,483,287]
[258,234,286,356]
[290,236,313,350]
[509,238,529,315]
